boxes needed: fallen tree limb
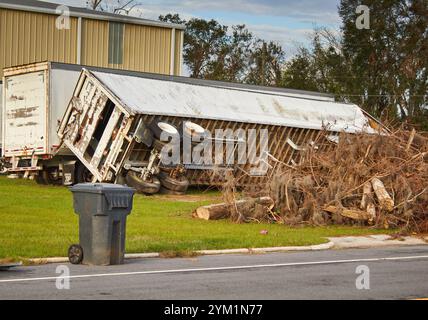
[194,197,274,220]
[323,205,373,221]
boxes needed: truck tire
[159,171,189,193]
[75,162,93,184]
[125,171,161,194]
[159,186,186,195]
[35,171,48,185]
[36,167,62,185]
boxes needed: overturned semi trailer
[57,68,381,193]
[2,61,338,186]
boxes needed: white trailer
[2,61,341,185]
[1,62,83,183]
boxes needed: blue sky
[45,0,341,57]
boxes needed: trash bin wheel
[125,171,161,194]
[68,244,83,265]
[159,171,189,193]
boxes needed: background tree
[339,0,427,127]
[246,40,285,86]
[159,14,285,85]
[87,0,140,14]
[205,25,254,82]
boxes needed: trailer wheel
[159,171,189,193]
[183,121,207,145]
[125,171,161,194]
[35,171,48,185]
[149,120,179,140]
[75,162,93,183]
[68,244,83,265]
[36,168,61,185]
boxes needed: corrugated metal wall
[122,23,172,74]
[0,9,78,77]
[0,8,182,78]
[71,18,176,75]
[80,18,108,68]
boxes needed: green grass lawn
[0,176,391,259]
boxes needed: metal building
[0,0,185,78]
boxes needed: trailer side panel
[3,70,48,157]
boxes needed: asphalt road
[0,245,427,300]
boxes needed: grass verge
[0,176,391,259]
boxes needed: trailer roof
[0,0,185,30]
[4,62,334,101]
[48,62,333,101]
[89,69,375,134]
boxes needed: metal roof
[0,0,185,30]
[89,69,375,134]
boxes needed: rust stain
[9,94,25,101]
[16,122,38,127]
[7,106,39,119]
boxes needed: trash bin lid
[70,183,135,194]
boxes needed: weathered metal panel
[58,71,133,182]
[49,67,82,153]
[91,70,374,133]
[0,8,78,78]
[3,69,48,157]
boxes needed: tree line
[88,0,428,129]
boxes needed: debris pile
[270,129,428,232]
[196,128,428,233]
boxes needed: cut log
[366,202,376,221]
[360,182,373,209]
[371,178,394,212]
[194,197,274,220]
[323,206,372,221]
[361,181,376,221]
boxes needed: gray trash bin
[69,183,135,266]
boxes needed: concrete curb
[28,241,335,264]
[26,235,427,265]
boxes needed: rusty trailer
[57,68,380,191]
